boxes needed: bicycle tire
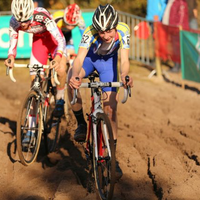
[17,90,43,166]
[93,112,116,200]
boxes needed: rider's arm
[38,8,66,60]
[5,17,19,68]
[120,48,133,87]
[69,26,93,88]
[118,22,132,87]
[68,47,88,89]
[41,9,66,69]
[46,20,66,59]
[72,47,88,77]
[72,26,93,77]
[120,48,130,80]
[78,16,86,36]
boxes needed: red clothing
[169,0,189,30]
[8,7,66,64]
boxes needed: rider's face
[65,24,76,31]
[20,20,31,30]
[98,28,116,43]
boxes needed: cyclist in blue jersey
[67,4,133,180]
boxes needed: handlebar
[6,63,60,85]
[71,79,131,105]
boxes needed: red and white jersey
[8,7,66,58]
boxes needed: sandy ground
[1,60,200,200]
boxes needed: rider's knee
[104,105,117,120]
[57,65,67,77]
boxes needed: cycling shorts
[82,50,118,92]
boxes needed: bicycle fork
[92,112,112,163]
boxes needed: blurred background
[1,0,200,82]
[0,0,147,17]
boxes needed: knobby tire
[93,112,116,200]
[17,90,43,166]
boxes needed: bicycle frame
[71,72,131,199]
[85,86,112,163]
[72,73,131,159]
[28,67,52,126]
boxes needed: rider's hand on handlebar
[50,55,61,71]
[50,59,59,70]
[5,56,14,69]
[69,76,82,89]
[121,75,133,88]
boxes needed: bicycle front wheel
[93,112,116,200]
[17,91,43,166]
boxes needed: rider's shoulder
[10,16,20,30]
[53,10,64,19]
[116,22,130,33]
[77,16,86,30]
[34,7,51,15]
[52,10,64,28]
[84,25,98,35]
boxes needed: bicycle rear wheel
[17,91,43,166]
[93,112,116,200]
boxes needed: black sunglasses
[18,19,30,23]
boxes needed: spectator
[146,0,168,21]
[162,0,175,25]
[168,0,189,73]
[169,0,189,29]
[186,0,198,30]
[33,0,43,7]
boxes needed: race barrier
[180,30,200,83]
[118,11,155,66]
[154,22,180,64]
[153,21,200,83]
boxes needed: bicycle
[71,72,131,200]
[6,60,62,166]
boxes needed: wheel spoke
[17,91,43,166]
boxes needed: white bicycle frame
[71,80,130,161]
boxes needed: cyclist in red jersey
[4,0,66,145]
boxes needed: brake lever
[6,59,11,76]
[125,76,131,97]
[70,77,80,105]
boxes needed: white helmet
[11,0,34,22]
[92,4,118,32]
